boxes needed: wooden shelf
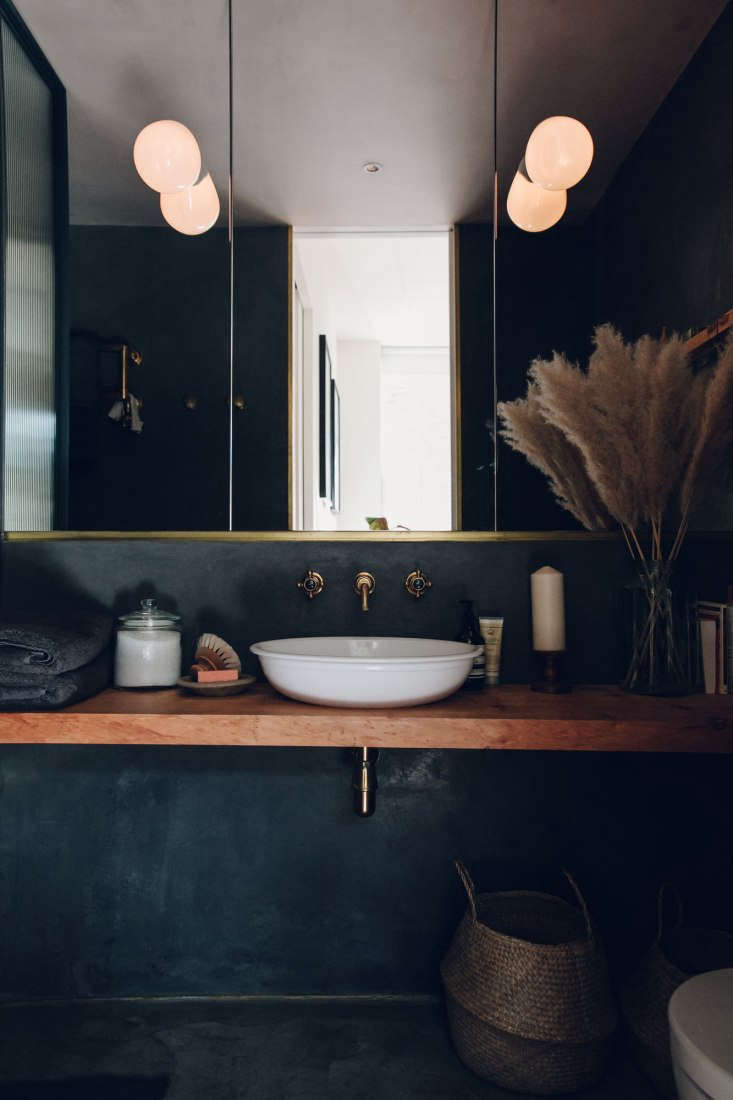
[0,684,731,752]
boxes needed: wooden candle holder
[531,650,572,694]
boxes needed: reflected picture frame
[318,334,332,502]
[330,379,341,513]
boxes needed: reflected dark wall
[594,2,733,341]
[232,227,289,530]
[497,226,594,531]
[456,226,493,530]
[458,223,594,531]
[69,227,230,530]
[467,4,733,531]
[593,0,733,528]
[68,226,289,531]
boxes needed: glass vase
[623,562,696,696]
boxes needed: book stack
[697,591,733,694]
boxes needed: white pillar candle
[531,566,566,652]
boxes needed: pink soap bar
[196,668,239,683]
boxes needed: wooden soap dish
[177,674,256,697]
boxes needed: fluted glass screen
[1,18,55,531]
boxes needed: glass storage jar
[114,598,182,688]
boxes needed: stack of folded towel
[0,609,113,709]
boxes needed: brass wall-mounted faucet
[405,568,432,599]
[298,569,325,599]
[353,571,375,612]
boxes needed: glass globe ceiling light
[160,173,220,235]
[506,169,566,232]
[524,116,593,191]
[133,120,201,193]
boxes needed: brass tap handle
[405,568,432,599]
[298,569,325,599]
[353,571,375,612]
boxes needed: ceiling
[295,233,450,346]
[15,0,728,227]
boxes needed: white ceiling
[295,233,450,346]
[15,0,728,227]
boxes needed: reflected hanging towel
[108,393,143,433]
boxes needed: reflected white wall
[380,347,451,531]
[294,232,451,532]
[336,340,382,530]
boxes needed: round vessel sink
[249,636,482,708]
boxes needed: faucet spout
[353,571,375,612]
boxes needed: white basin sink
[249,636,482,708]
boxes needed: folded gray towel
[0,611,113,676]
[0,647,112,709]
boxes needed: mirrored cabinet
[0,0,730,535]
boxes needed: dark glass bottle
[456,600,486,690]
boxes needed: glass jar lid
[118,598,181,630]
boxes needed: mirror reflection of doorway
[291,230,454,532]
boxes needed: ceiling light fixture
[362,162,383,174]
[160,173,220,235]
[506,169,567,232]
[133,120,201,193]
[133,119,221,235]
[507,116,594,232]
[524,116,594,192]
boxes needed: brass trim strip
[452,226,462,531]
[4,530,623,542]
[288,225,294,530]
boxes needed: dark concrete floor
[0,998,659,1099]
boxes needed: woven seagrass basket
[441,862,618,1095]
[621,886,733,1099]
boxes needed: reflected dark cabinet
[232,227,289,531]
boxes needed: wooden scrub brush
[191,633,241,682]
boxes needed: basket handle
[656,883,684,943]
[454,859,478,922]
[562,869,594,941]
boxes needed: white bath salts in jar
[114,598,182,688]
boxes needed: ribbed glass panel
[2,20,55,531]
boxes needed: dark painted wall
[68,226,289,531]
[593,2,733,341]
[1,536,732,999]
[0,538,633,686]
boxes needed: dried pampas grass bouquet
[498,324,733,693]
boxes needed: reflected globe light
[133,120,201,193]
[160,173,220,235]
[506,170,567,232]
[524,116,594,192]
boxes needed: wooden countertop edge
[0,710,730,751]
